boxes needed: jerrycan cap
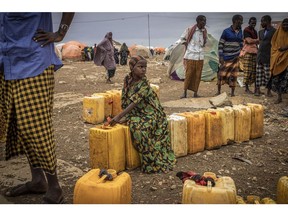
[99,169,117,181]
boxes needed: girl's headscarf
[123,55,146,91]
[129,55,146,72]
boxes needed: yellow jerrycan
[167,114,188,158]
[216,107,235,145]
[247,103,264,139]
[92,92,113,119]
[119,124,141,170]
[106,89,122,117]
[233,104,251,143]
[277,176,288,204]
[82,95,105,124]
[203,110,223,150]
[182,172,237,204]
[73,168,132,204]
[89,124,126,172]
[176,112,205,154]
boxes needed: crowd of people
[0,12,287,204]
[179,14,287,112]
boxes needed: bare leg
[215,84,221,96]
[230,87,235,97]
[245,84,253,94]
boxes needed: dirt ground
[0,55,288,204]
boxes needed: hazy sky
[52,12,287,48]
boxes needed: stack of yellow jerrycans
[182,172,237,204]
[75,121,138,204]
[73,168,132,204]
[89,123,140,172]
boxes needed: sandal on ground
[42,195,65,204]
[5,182,47,197]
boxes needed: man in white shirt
[180,15,207,98]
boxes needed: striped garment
[255,63,271,87]
[242,53,257,85]
[0,66,57,174]
[217,57,239,87]
[218,26,243,61]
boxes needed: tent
[154,47,166,55]
[164,33,219,82]
[128,44,151,58]
[62,41,87,61]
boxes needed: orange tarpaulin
[62,41,87,61]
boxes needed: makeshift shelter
[62,41,87,61]
[164,33,219,82]
[154,47,166,55]
[55,43,65,60]
[128,45,151,58]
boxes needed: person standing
[114,47,120,65]
[109,55,176,174]
[270,18,288,104]
[180,15,207,98]
[94,32,116,84]
[241,17,259,94]
[119,42,130,65]
[216,14,243,97]
[0,12,74,204]
[254,15,276,97]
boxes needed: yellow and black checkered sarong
[242,53,256,85]
[0,66,57,174]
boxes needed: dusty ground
[0,55,288,204]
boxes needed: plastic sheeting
[164,34,219,82]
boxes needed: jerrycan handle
[96,169,117,184]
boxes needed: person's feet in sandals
[5,182,47,197]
